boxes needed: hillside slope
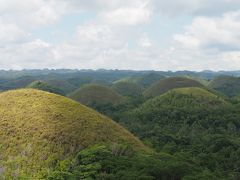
[0,89,146,178]
[208,75,240,97]
[117,87,240,179]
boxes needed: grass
[69,84,123,105]
[0,89,147,178]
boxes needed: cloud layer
[0,0,239,70]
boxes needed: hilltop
[112,81,143,97]
[69,84,123,106]
[143,77,204,98]
[0,89,147,178]
[114,73,165,88]
[144,87,228,109]
[208,75,240,97]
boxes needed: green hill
[114,73,165,88]
[117,87,240,179]
[0,89,147,178]
[46,79,78,94]
[142,87,227,110]
[27,81,65,95]
[69,84,123,106]
[208,75,240,97]
[184,75,210,86]
[143,77,204,98]
[0,76,36,90]
[112,81,143,97]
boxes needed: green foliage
[114,87,240,179]
[47,144,198,180]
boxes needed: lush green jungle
[1,69,240,179]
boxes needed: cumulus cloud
[98,1,152,26]
[174,11,240,51]
[0,0,239,70]
[152,0,240,16]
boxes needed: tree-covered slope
[69,84,123,106]
[27,80,65,95]
[0,89,147,178]
[143,77,204,98]
[208,75,240,97]
[119,87,240,179]
[112,81,143,97]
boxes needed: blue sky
[0,0,240,70]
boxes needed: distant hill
[67,76,93,87]
[27,81,65,95]
[184,75,210,86]
[208,75,240,97]
[90,79,111,86]
[0,89,146,178]
[143,77,204,98]
[142,87,228,110]
[0,76,36,90]
[114,73,165,88]
[46,79,78,94]
[112,81,143,97]
[69,84,123,105]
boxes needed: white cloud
[152,0,240,16]
[174,10,240,51]
[0,0,239,71]
[0,21,28,45]
[138,34,153,48]
[99,1,152,26]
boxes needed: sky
[0,0,240,71]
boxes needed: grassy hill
[69,84,123,106]
[27,81,65,95]
[143,77,204,98]
[208,75,240,97]
[112,81,143,97]
[0,89,147,178]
